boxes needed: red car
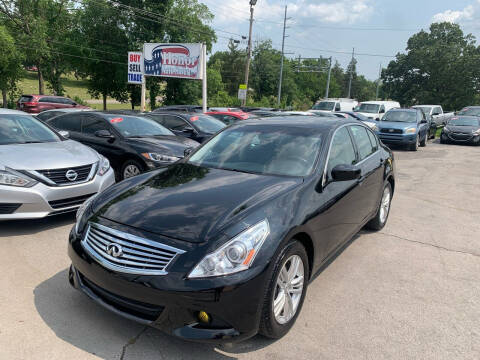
[205,109,255,125]
[17,95,90,114]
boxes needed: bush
[71,95,88,106]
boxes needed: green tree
[208,40,245,97]
[0,25,23,107]
[382,22,480,110]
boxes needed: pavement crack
[379,232,480,258]
[120,326,148,360]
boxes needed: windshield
[448,117,480,126]
[457,107,480,116]
[382,111,417,123]
[188,125,322,177]
[0,114,60,145]
[312,102,335,111]
[106,115,174,137]
[414,106,431,115]
[356,104,380,114]
[189,115,225,133]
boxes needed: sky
[199,0,480,80]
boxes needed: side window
[350,125,375,161]
[434,107,442,115]
[81,116,109,135]
[39,97,53,103]
[366,129,378,151]
[335,103,341,111]
[379,105,385,113]
[52,114,81,132]
[164,115,189,131]
[222,115,237,125]
[327,127,357,176]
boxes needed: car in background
[456,106,480,117]
[412,105,454,126]
[145,112,226,143]
[355,101,401,121]
[69,115,395,343]
[154,105,205,113]
[310,98,358,113]
[36,107,93,122]
[440,116,480,145]
[17,95,90,114]
[249,110,280,117]
[45,112,199,180]
[205,109,254,125]
[0,109,114,220]
[376,108,429,151]
[334,111,378,131]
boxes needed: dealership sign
[128,52,143,84]
[143,43,203,79]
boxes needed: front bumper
[442,132,480,144]
[0,168,115,220]
[378,133,417,145]
[68,226,269,343]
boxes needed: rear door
[162,115,196,138]
[48,113,82,137]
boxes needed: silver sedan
[0,109,115,220]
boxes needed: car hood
[357,112,379,119]
[378,121,417,130]
[445,125,479,133]
[96,163,302,243]
[125,136,200,157]
[0,140,99,170]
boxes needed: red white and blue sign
[128,52,143,84]
[143,43,202,80]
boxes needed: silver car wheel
[379,186,391,224]
[123,164,140,179]
[273,255,304,325]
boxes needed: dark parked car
[69,116,395,343]
[36,108,92,122]
[440,116,480,145]
[145,112,226,143]
[154,105,205,113]
[456,106,480,117]
[376,108,431,151]
[17,95,90,114]
[205,110,254,125]
[45,112,200,180]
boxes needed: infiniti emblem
[65,169,78,182]
[106,243,123,258]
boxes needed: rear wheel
[366,182,392,231]
[420,133,427,147]
[259,241,308,339]
[121,160,143,180]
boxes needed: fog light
[198,311,210,323]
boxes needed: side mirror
[72,103,77,107]
[331,164,361,182]
[95,129,114,138]
[421,119,427,124]
[182,126,195,134]
[58,130,69,139]
[184,147,193,157]
[379,109,385,114]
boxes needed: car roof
[461,106,480,108]
[0,109,30,115]
[40,108,92,113]
[389,108,418,112]
[21,94,68,98]
[238,115,358,131]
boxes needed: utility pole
[376,63,382,100]
[277,5,288,107]
[325,57,332,99]
[347,47,355,98]
[243,0,257,107]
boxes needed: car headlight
[97,155,110,176]
[75,193,99,234]
[141,153,180,163]
[443,126,451,133]
[472,129,480,135]
[188,219,270,278]
[405,128,417,134]
[0,168,37,187]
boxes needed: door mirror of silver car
[184,147,193,157]
[95,130,114,138]
[58,130,70,139]
[331,164,361,182]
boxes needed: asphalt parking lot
[1,140,479,360]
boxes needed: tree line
[0,1,479,110]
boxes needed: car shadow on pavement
[34,269,274,359]
[0,213,75,237]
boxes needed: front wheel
[259,241,309,339]
[121,160,143,180]
[366,182,392,231]
[420,133,427,147]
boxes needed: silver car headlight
[0,168,37,187]
[141,153,180,163]
[188,219,270,278]
[75,193,99,234]
[97,155,110,176]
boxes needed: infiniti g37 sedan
[0,109,115,220]
[69,116,396,342]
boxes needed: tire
[259,241,309,339]
[440,134,447,144]
[121,160,143,180]
[420,133,427,147]
[366,182,392,231]
[410,135,419,151]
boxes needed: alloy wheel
[379,186,391,224]
[273,255,305,325]
[123,164,141,179]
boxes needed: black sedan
[69,116,395,343]
[440,116,480,145]
[46,112,200,180]
[147,111,226,143]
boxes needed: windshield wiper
[227,168,261,175]
[22,141,44,144]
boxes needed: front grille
[0,203,21,214]
[380,128,403,134]
[37,164,93,185]
[82,222,185,275]
[80,273,164,321]
[49,193,96,209]
[450,133,472,141]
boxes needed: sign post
[238,84,247,101]
[202,44,207,113]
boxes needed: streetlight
[243,0,257,106]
